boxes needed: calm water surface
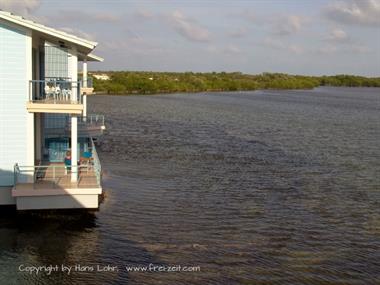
[1,87,379,284]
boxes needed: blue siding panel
[0,23,28,186]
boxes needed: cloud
[240,10,257,23]
[228,27,247,38]
[323,0,380,26]
[317,44,371,54]
[223,45,242,54]
[325,28,350,43]
[168,10,210,42]
[0,0,40,16]
[272,15,306,36]
[101,38,165,56]
[317,45,338,54]
[135,9,154,19]
[51,10,120,23]
[204,45,242,55]
[262,37,304,54]
[59,27,96,41]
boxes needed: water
[1,87,379,284]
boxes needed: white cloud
[59,27,96,41]
[317,44,371,54]
[289,45,304,54]
[205,45,218,53]
[101,38,164,56]
[262,37,304,54]
[241,10,257,23]
[317,45,338,54]
[324,0,380,26]
[223,45,242,54]
[228,27,247,38]
[204,45,242,55]
[168,10,210,42]
[0,0,40,16]
[135,9,154,19]
[52,10,120,23]
[326,28,350,42]
[273,15,306,36]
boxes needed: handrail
[74,114,105,126]
[13,163,100,189]
[79,77,93,88]
[91,138,102,186]
[29,78,82,103]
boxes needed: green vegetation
[92,72,380,95]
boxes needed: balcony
[12,139,102,210]
[44,114,106,138]
[26,78,84,114]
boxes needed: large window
[44,45,68,78]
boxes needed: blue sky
[1,0,379,75]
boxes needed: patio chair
[44,85,55,100]
[62,88,71,101]
[54,85,61,101]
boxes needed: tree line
[92,72,380,95]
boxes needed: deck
[13,163,100,193]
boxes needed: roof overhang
[0,10,97,54]
[78,53,104,62]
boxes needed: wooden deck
[14,163,99,191]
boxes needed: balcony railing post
[13,163,18,187]
[53,165,56,188]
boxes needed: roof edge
[0,10,97,50]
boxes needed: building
[91,73,110,81]
[0,10,105,210]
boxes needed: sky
[0,0,379,76]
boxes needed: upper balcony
[26,78,84,114]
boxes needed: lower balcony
[12,139,103,210]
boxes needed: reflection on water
[1,87,379,284]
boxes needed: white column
[83,94,87,118]
[83,59,88,88]
[35,113,41,161]
[82,58,87,119]
[68,49,78,103]
[71,115,78,182]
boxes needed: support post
[83,59,87,88]
[35,113,41,160]
[82,59,88,120]
[83,94,87,118]
[71,115,78,182]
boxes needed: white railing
[29,78,82,104]
[13,163,101,189]
[90,138,102,186]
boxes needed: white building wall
[0,22,30,187]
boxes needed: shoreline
[92,85,380,96]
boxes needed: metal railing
[44,114,105,129]
[42,114,105,138]
[29,78,82,103]
[13,164,100,189]
[13,139,102,189]
[79,114,105,127]
[79,77,93,88]
[90,138,102,186]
